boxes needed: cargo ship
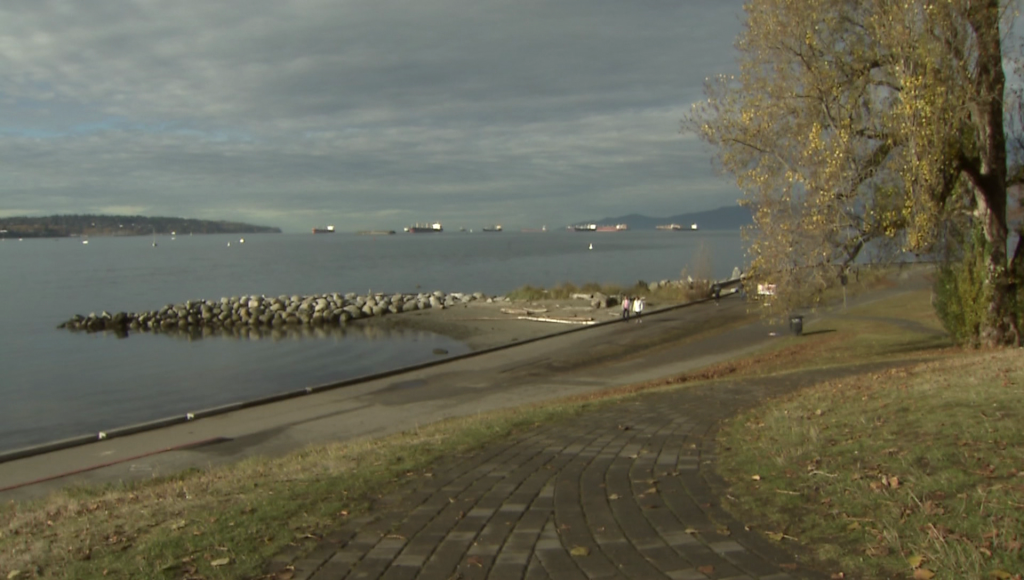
[482,225,503,232]
[571,223,597,232]
[595,224,628,232]
[404,222,443,233]
[312,225,335,234]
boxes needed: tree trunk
[968,0,1019,346]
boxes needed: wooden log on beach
[520,315,593,325]
[500,307,549,316]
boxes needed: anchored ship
[405,222,443,233]
[482,225,503,232]
[312,225,335,234]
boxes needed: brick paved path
[263,373,851,580]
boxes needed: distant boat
[312,225,335,234]
[690,223,699,230]
[407,222,443,233]
[656,224,682,231]
[482,225,503,232]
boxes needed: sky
[0,0,746,233]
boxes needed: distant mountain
[0,214,281,238]
[590,205,752,230]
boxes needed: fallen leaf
[7,571,21,580]
[980,547,993,557]
[643,487,657,495]
[684,528,698,534]
[888,476,900,489]
[608,493,620,500]
[751,474,761,481]
[170,520,187,531]
[907,554,924,568]
[990,571,1012,580]
[698,565,714,574]
[766,531,784,541]
[716,527,731,536]
[847,522,861,531]
[913,569,935,580]
[210,558,232,567]
[569,546,590,557]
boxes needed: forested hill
[0,215,281,238]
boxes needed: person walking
[621,295,631,320]
[632,295,644,322]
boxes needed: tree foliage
[687,0,1021,345]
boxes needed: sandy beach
[366,295,677,350]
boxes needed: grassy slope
[716,292,1024,580]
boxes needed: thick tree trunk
[968,1,1019,346]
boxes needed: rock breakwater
[59,291,501,334]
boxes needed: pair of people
[621,295,644,321]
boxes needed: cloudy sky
[0,0,745,232]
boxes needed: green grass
[715,294,1024,579]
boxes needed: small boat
[656,224,682,231]
[482,225,503,232]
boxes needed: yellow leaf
[766,531,784,541]
[846,522,861,531]
[608,493,620,500]
[913,569,935,580]
[990,570,1012,579]
[684,527,699,534]
[570,546,590,557]
[907,554,923,568]
[751,474,761,481]
[210,558,232,567]
[7,571,21,580]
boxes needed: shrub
[933,225,990,347]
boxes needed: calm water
[0,230,744,452]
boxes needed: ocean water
[0,229,745,452]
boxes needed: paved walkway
[262,362,908,580]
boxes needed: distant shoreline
[0,214,281,238]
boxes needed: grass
[504,280,708,304]
[715,292,1024,579]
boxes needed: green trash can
[789,315,804,336]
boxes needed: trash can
[789,315,804,336]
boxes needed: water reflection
[65,321,443,343]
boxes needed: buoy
[239,238,245,244]
[588,243,593,250]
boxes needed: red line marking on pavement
[0,437,229,493]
